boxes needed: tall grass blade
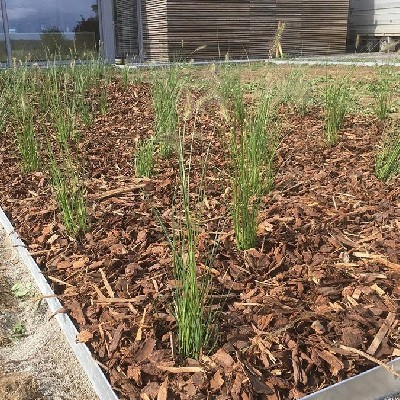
[324,77,349,145]
[375,128,400,181]
[48,145,88,237]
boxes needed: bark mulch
[1,81,400,400]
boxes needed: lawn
[0,61,400,400]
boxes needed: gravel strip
[0,225,98,400]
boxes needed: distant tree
[40,26,70,58]
[73,4,100,53]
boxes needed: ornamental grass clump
[48,145,87,237]
[247,94,279,195]
[218,66,246,130]
[0,89,7,135]
[152,67,180,157]
[280,69,314,116]
[375,128,400,182]
[373,66,394,121]
[324,77,350,145]
[15,95,40,174]
[230,89,278,250]
[156,130,213,359]
[134,136,155,177]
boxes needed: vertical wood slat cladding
[299,0,350,55]
[116,0,349,60]
[115,0,139,58]
[167,0,250,60]
[276,0,302,55]
[249,0,276,58]
[142,0,169,60]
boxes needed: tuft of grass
[375,128,400,182]
[156,129,213,359]
[0,88,9,135]
[152,67,180,157]
[134,136,155,177]
[247,94,279,195]
[218,66,246,130]
[16,95,40,173]
[122,65,130,87]
[280,69,314,116]
[230,90,278,250]
[48,145,88,237]
[373,66,394,121]
[324,77,350,145]
[98,84,108,115]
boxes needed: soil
[0,226,98,400]
[0,75,399,400]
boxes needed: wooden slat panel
[116,0,349,61]
[249,0,276,57]
[142,0,169,60]
[115,0,139,58]
[299,0,349,55]
[166,0,250,60]
[276,0,303,55]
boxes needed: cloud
[5,0,96,31]
[7,6,36,20]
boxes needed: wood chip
[96,297,141,305]
[157,378,168,400]
[371,283,386,297]
[367,312,397,356]
[353,253,400,271]
[47,275,73,287]
[91,181,152,201]
[135,306,147,342]
[157,366,204,374]
[100,268,115,298]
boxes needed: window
[5,0,99,61]
[0,12,7,63]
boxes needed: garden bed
[0,68,400,400]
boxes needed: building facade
[109,0,350,62]
[5,0,399,65]
[348,0,400,51]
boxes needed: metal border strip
[301,358,400,400]
[0,206,118,400]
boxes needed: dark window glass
[6,0,99,61]
[0,13,7,64]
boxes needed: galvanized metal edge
[0,206,119,400]
[115,57,400,69]
[300,356,400,399]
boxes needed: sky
[5,0,96,33]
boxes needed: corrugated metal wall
[116,0,349,61]
[349,0,400,37]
